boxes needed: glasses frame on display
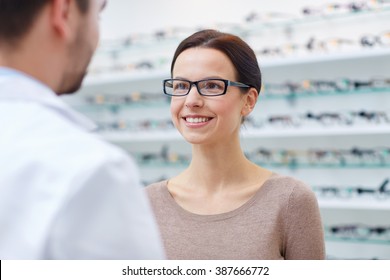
[163,78,251,96]
[313,178,390,199]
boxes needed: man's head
[0,0,89,45]
[0,0,107,94]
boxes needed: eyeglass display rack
[62,6,390,259]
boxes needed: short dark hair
[170,29,262,94]
[0,0,89,44]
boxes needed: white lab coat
[0,67,165,259]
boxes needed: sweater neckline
[160,173,277,222]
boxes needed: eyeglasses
[163,78,251,96]
[313,178,390,199]
[325,224,390,241]
[243,146,390,167]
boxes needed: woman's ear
[241,88,258,116]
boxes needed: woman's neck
[182,140,261,192]
[168,140,272,215]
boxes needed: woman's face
[170,47,252,146]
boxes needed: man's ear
[50,0,73,39]
[241,88,258,116]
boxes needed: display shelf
[324,241,389,260]
[244,6,390,30]
[318,199,390,210]
[100,130,182,142]
[80,69,168,95]
[76,1,390,111]
[80,48,390,94]
[73,100,169,113]
[325,237,390,245]
[263,87,390,100]
[96,36,180,54]
[242,126,390,138]
[83,69,168,86]
[92,6,390,60]
[256,163,390,169]
[72,87,390,113]
[99,125,390,142]
[135,161,390,169]
[259,48,390,68]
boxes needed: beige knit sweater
[146,173,325,260]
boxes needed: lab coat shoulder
[33,107,165,259]
[4,102,164,259]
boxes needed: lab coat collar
[0,67,97,132]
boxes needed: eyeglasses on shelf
[313,178,390,199]
[325,223,390,241]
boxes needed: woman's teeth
[186,117,210,123]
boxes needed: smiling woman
[145,29,326,260]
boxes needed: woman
[146,29,325,260]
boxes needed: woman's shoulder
[264,173,315,201]
[145,180,168,198]
[263,174,320,223]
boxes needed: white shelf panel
[79,69,168,95]
[319,199,390,210]
[242,126,390,138]
[83,69,168,87]
[260,48,390,68]
[100,130,182,142]
[100,126,390,142]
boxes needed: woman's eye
[174,83,189,90]
[205,81,222,90]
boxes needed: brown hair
[170,29,262,94]
[0,0,89,45]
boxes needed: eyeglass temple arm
[229,81,250,88]
[379,178,389,193]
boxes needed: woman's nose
[184,84,204,108]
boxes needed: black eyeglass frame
[163,78,251,96]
